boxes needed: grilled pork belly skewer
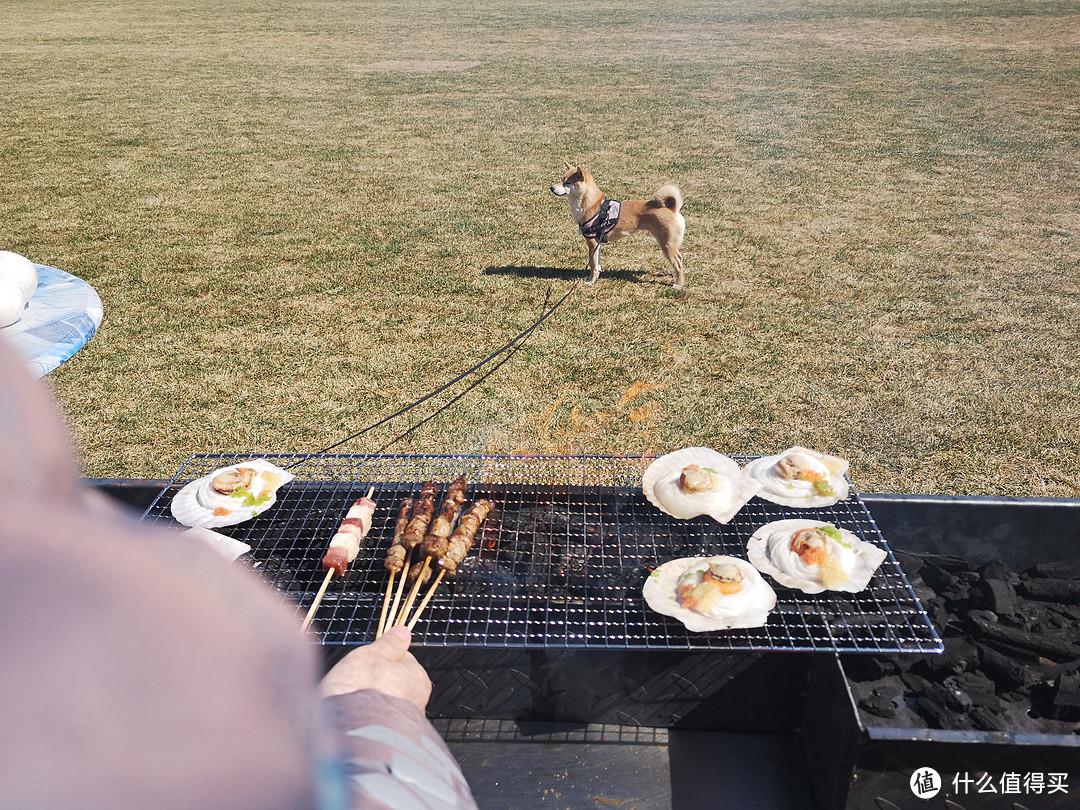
[406,498,493,631]
[376,497,414,639]
[301,487,376,632]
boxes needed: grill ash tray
[142,453,942,654]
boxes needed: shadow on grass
[484,265,652,284]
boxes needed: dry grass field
[1,0,1078,496]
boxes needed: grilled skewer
[301,488,376,632]
[405,497,493,630]
[376,497,414,638]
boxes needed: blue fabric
[0,264,103,378]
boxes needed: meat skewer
[400,482,439,550]
[383,482,437,630]
[301,487,376,632]
[393,479,468,630]
[419,475,467,562]
[438,498,492,575]
[405,498,493,630]
[376,497,413,639]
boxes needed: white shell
[170,458,294,528]
[743,446,850,508]
[643,447,761,523]
[643,555,776,632]
[746,518,887,594]
[181,527,252,562]
[0,250,38,304]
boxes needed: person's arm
[319,627,478,810]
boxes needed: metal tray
[141,453,942,654]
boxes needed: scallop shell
[643,555,776,632]
[642,447,761,523]
[170,458,294,528]
[746,518,887,594]
[743,446,850,508]
[181,527,252,562]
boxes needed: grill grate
[142,453,943,654]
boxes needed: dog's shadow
[484,265,650,284]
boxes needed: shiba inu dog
[551,163,685,288]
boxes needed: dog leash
[284,282,579,468]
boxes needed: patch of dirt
[354,60,481,73]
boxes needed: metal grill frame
[141,452,943,655]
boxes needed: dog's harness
[578,199,621,242]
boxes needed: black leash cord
[370,336,527,454]
[285,282,577,468]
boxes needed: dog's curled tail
[653,184,683,213]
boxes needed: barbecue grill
[142,452,942,656]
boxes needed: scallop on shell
[747,518,887,594]
[643,555,777,632]
[642,447,762,523]
[170,458,294,528]
[743,446,850,508]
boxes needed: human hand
[319,626,432,712]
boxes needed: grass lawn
[1,0,1078,496]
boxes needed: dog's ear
[563,161,572,170]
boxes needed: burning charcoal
[453,557,519,598]
[1019,578,1080,604]
[974,578,1019,615]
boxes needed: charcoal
[1019,578,1080,604]
[1051,672,1080,722]
[916,693,969,730]
[901,671,935,695]
[977,643,1038,691]
[978,559,1013,581]
[974,578,1019,615]
[1030,556,1080,580]
[858,692,898,719]
[942,684,974,713]
[843,655,900,681]
[853,546,1080,737]
[968,610,1080,662]
[969,705,1007,731]
[914,636,977,678]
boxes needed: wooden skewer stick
[301,567,334,632]
[394,556,432,627]
[301,487,376,633]
[375,568,397,639]
[406,568,446,630]
[384,547,413,629]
